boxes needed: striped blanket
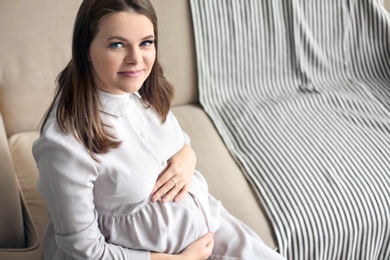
[189,0,390,259]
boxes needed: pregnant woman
[33,0,286,259]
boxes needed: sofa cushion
[0,1,80,138]
[8,132,49,242]
[172,104,277,249]
[151,0,198,107]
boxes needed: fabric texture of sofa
[0,0,283,259]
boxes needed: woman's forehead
[96,11,154,39]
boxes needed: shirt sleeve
[33,135,150,260]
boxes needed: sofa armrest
[0,113,25,248]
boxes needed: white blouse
[33,90,220,259]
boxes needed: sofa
[2,1,390,259]
[0,0,284,259]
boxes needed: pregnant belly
[96,171,220,253]
[97,193,209,254]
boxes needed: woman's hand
[180,232,214,260]
[150,233,214,260]
[151,144,196,203]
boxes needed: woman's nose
[124,48,142,64]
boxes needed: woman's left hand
[151,144,196,203]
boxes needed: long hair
[40,0,174,160]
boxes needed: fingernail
[152,196,158,202]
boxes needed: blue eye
[109,42,124,49]
[141,40,155,47]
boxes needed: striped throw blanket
[190,0,390,259]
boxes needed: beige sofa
[1,1,389,259]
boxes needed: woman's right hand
[151,232,214,260]
[180,232,214,260]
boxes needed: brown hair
[40,0,174,160]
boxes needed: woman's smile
[118,70,144,78]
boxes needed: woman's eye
[141,40,155,47]
[109,42,124,49]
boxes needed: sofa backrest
[0,0,197,139]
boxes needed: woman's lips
[118,70,143,78]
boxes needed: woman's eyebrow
[142,35,155,40]
[106,35,155,42]
[106,36,128,42]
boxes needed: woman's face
[89,10,156,95]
